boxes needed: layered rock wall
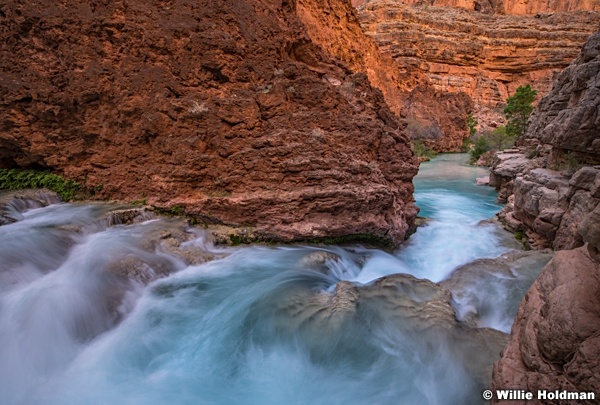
[296,0,474,152]
[355,1,600,131]
[354,0,600,14]
[490,30,600,250]
[490,30,600,398]
[518,30,600,163]
[0,0,419,244]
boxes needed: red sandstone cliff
[0,0,419,244]
[295,0,474,152]
[353,0,600,14]
[355,1,600,132]
[297,0,421,116]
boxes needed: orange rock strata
[297,0,475,152]
[356,1,600,130]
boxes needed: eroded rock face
[490,30,600,399]
[494,161,600,250]
[490,31,600,250]
[296,0,474,152]
[355,1,600,131]
[579,204,600,261]
[519,30,600,165]
[296,0,422,117]
[488,150,534,202]
[404,85,474,152]
[491,247,600,404]
[0,0,419,244]
[354,0,600,14]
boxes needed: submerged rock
[0,189,61,224]
[476,175,490,186]
[261,268,509,390]
[443,250,554,331]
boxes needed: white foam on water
[0,154,545,405]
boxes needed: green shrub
[468,126,516,163]
[462,113,479,152]
[411,140,438,160]
[469,135,490,162]
[504,84,537,139]
[0,169,82,201]
[487,126,516,150]
[153,204,185,217]
[466,113,478,137]
[550,151,584,172]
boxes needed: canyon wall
[354,0,600,14]
[490,30,600,250]
[296,0,474,152]
[355,1,600,132]
[0,0,419,245]
[490,30,600,400]
[296,0,420,117]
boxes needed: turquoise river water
[0,154,551,405]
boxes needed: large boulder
[491,247,600,404]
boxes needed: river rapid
[0,154,552,405]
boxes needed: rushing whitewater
[0,155,552,405]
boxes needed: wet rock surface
[0,0,418,245]
[443,250,554,332]
[491,247,600,404]
[271,266,510,389]
[0,189,61,224]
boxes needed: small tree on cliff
[466,113,478,137]
[504,85,537,139]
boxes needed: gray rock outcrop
[490,29,600,402]
[521,30,600,164]
[490,30,600,250]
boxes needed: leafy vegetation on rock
[504,84,537,139]
[411,139,438,161]
[466,85,536,163]
[466,113,477,137]
[0,169,82,201]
